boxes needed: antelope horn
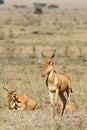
[51,49,56,58]
[3,86,16,93]
[41,49,47,58]
[11,89,16,93]
[3,86,9,92]
[41,49,56,58]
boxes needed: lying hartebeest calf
[3,86,37,110]
[59,100,78,113]
[41,49,73,119]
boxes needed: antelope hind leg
[59,93,67,116]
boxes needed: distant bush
[34,6,43,14]
[31,31,39,34]
[33,3,46,7]
[48,4,59,9]
[34,6,43,26]
[0,0,4,4]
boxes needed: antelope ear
[38,59,44,65]
[51,58,55,64]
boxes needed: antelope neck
[47,69,57,76]
[46,69,57,87]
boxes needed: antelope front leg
[54,89,59,106]
[48,90,55,120]
[54,89,60,115]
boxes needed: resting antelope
[41,49,73,119]
[3,87,37,110]
[12,93,37,110]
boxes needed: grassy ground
[0,6,87,130]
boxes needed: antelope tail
[68,87,73,104]
[70,87,73,93]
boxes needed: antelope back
[26,95,37,110]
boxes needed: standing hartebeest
[41,49,73,119]
[3,86,37,110]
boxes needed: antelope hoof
[54,101,58,106]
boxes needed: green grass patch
[48,4,59,9]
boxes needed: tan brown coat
[3,87,37,110]
[13,93,37,110]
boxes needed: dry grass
[0,6,87,130]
